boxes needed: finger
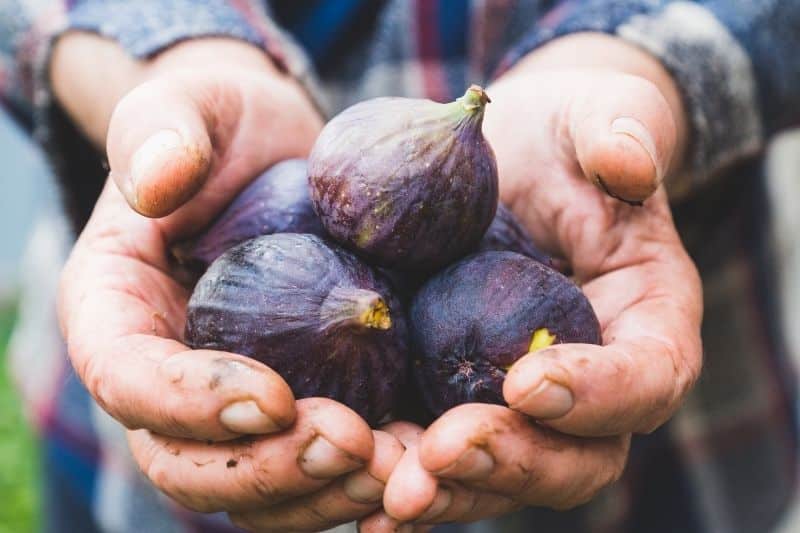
[380,423,498,525]
[128,398,373,513]
[417,486,520,525]
[229,430,404,532]
[381,423,439,522]
[107,76,213,217]
[503,229,703,436]
[419,404,629,510]
[106,70,321,224]
[59,215,295,440]
[568,72,677,203]
[358,510,433,533]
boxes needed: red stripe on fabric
[539,0,578,27]
[0,61,7,94]
[416,0,448,101]
[736,246,797,471]
[474,0,515,81]
[678,396,795,462]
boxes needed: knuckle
[228,514,254,531]
[247,461,288,505]
[156,399,194,436]
[297,505,339,531]
[143,450,219,514]
[81,353,116,415]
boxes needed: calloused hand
[371,37,703,527]
[56,36,405,531]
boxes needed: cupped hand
[377,46,703,526]
[56,36,402,530]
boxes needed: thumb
[106,76,214,218]
[569,73,677,204]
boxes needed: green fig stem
[320,287,392,331]
[459,84,491,113]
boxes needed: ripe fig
[410,251,601,416]
[185,233,408,425]
[476,203,551,266]
[309,85,499,272]
[172,159,325,270]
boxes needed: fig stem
[503,328,558,372]
[459,85,491,113]
[320,287,392,331]
[529,328,556,352]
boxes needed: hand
[377,34,703,526]
[55,35,403,530]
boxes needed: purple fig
[185,233,408,425]
[476,203,551,266]
[308,85,498,272]
[172,159,325,270]
[409,251,601,416]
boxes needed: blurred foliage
[0,301,39,533]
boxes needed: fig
[308,85,499,272]
[476,203,551,265]
[185,233,408,425]
[173,159,325,270]
[409,251,601,416]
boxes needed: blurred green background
[0,110,52,532]
[0,299,38,533]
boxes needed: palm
[59,68,412,530]
[373,69,703,525]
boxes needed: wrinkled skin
[55,32,702,532]
[55,36,412,532]
[172,159,325,270]
[411,251,601,416]
[309,89,498,272]
[371,38,702,528]
[186,233,408,425]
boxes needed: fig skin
[184,233,408,426]
[409,251,601,416]
[476,203,551,266]
[308,85,499,272]
[173,159,325,270]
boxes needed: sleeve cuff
[66,0,322,107]
[498,0,764,193]
[30,0,322,231]
[68,0,265,59]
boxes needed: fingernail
[418,488,452,522]
[511,379,574,419]
[434,447,494,480]
[300,435,364,479]
[219,400,282,434]
[130,129,183,191]
[611,117,662,181]
[343,470,384,503]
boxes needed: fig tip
[462,85,491,111]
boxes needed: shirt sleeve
[497,0,800,195]
[0,0,315,231]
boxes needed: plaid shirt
[2,1,799,532]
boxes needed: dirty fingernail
[611,117,662,181]
[220,400,282,435]
[434,447,494,480]
[130,129,183,187]
[343,470,385,503]
[300,436,364,479]
[418,488,452,522]
[511,379,574,419]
